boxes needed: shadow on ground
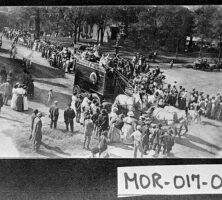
[175,136,216,156]
[186,134,222,150]
[202,120,222,128]
[36,149,63,158]
[41,142,71,156]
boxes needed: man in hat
[91,131,109,158]
[131,125,143,158]
[0,66,7,84]
[27,79,34,99]
[83,115,94,149]
[97,109,109,137]
[141,120,151,154]
[75,94,83,123]
[31,112,43,152]
[64,102,75,133]
[0,80,12,105]
[161,127,175,156]
[29,109,38,140]
[49,101,59,129]
[152,123,163,154]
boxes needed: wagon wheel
[73,85,81,95]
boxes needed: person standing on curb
[31,112,43,152]
[29,109,38,140]
[131,125,143,158]
[64,103,75,133]
[49,101,59,129]
[83,115,94,150]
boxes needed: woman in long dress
[23,86,28,111]
[108,107,119,142]
[15,85,25,112]
[121,111,137,145]
[80,97,90,125]
[11,83,19,110]
[71,92,77,113]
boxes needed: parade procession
[0,6,222,158]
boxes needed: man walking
[64,103,75,133]
[49,101,59,129]
[83,116,94,149]
[29,109,38,140]
[31,112,43,152]
[131,125,143,158]
[152,124,162,154]
[1,80,12,105]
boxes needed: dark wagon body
[73,58,121,100]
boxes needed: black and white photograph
[0,4,222,199]
[0,5,222,159]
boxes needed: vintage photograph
[0,5,222,158]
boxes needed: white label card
[118,165,222,198]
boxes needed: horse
[112,93,151,119]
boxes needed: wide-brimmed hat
[112,107,118,112]
[37,112,43,117]
[127,111,134,117]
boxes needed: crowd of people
[1,28,222,158]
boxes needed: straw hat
[112,107,118,113]
[127,111,134,117]
[37,112,43,117]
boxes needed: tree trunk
[97,28,100,44]
[100,26,104,45]
[74,27,77,44]
[35,8,40,40]
[188,35,193,51]
[199,38,203,58]
[218,36,221,61]
[175,39,179,59]
[77,24,81,42]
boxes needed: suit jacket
[64,107,75,122]
[49,105,59,120]
[32,117,42,142]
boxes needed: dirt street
[0,37,222,158]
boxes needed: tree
[85,7,112,45]
[194,6,217,57]
[60,7,86,44]
[211,7,222,60]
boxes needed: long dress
[80,97,90,124]
[108,112,118,142]
[71,94,77,113]
[11,88,18,110]
[23,90,28,111]
[15,88,25,112]
[121,116,136,144]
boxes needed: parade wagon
[72,57,126,101]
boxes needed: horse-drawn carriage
[72,56,125,102]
